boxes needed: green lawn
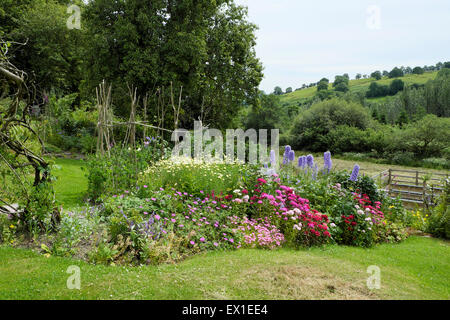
[51,158,87,209]
[0,236,448,299]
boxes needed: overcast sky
[234,0,450,93]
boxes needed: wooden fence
[373,169,449,208]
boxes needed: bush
[330,170,381,203]
[426,178,450,239]
[399,115,450,158]
[290,98,372,151]
[85,137,169,201]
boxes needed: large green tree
[5,0,85,93]
[83,0,263,129]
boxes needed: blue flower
[324,151,332,172]
[288,150,295,162]
[306,154,314,168]
[349,164,360,182]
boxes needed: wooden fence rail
[380,169,449,208]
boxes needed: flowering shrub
[227,177,331,247]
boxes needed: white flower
[365,217,371,221]
[357,210,364,215]
[293,208,301,214]
[287,210,295,216]
[293,223,302,231]
[355,205,360,209]
[242,195,249,202]
[330,223,336,228]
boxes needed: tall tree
[83,0,263,129]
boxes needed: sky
[234,0,450,93]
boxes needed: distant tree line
[276,61,449,95]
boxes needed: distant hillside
[279,71,438,107]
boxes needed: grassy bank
[0,236,448,300]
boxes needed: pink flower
[190,241,195,245]
[213,242,219,247]
[143,185,148,188]
[171,218,176,223]
[155,214,161,220]
[200,237,205,242]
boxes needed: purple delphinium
[306,154,314,168]
[297,156,304,167]
[283,145,292,164]
[324,151,332,173]
[349,164,360,182]
[300,156,307,168]
[288,150,295,162]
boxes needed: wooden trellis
[95,81,179,157]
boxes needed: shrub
[426,178,450,239]
[85,137,169,201]
[290,98,371,151]
[330,170,381,203]
[399,115,450,158]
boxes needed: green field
[280,71,438,107]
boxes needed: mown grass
[280,71,438,107]
[0,236,448,300]
[51,158,87,209]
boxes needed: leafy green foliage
[290,98,371,151]
[425,178,450,239]
[85,139,170,201]
[83,0,263,128]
